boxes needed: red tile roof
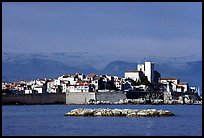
[77,83,89,86]
[177,86,184,88]
[88,73,96,78]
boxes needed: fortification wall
[66,92,96,104]
[2,93,66,105]
[95,91,126,102]
[2,91,200,105]
[126,91,164,99]
[171,92,200,100]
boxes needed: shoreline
[2,92,202,105]
[2,102,202,106]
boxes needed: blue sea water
[2,104,202,136]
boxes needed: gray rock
[64,108,175,117]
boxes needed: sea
[2,104,202,136]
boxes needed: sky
[2,2,202,60]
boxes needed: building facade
[137,61,155,84]
[124,70,145,82]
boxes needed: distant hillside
[2,58,98,82]
[2,52,202,92]
[155,61,202,91]
[100,61,137,77]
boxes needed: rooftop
[87,73,96,78]
[178,82,188,85]
[177,86,184,88]
[125,70,142,73]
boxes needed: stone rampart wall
[2,93,66,104]
[95,91,126,102]
[66,92,96,104]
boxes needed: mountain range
[2,51,202,93]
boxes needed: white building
[135,84,146,91]
[35,79,46,86]
[190,86,198,93]
[58,75,71,84]
[2,82,7,90]
[114,80,122,90]
[176,86,184,92]
[54,79,60,86]
[34,86,45,93]
[68,84,89,92]
[26,80,36,86]
[124,70,145,81]
[177,82,189,92]
[25,89,33,94]
[76,73,85,80]
[91,80,99,90]
[58,75,77,85]
[160,78,179,92]
[137,61,154,83]
[144,62,154,83]
[106,75,113,81]
[47,80,55,93]
[61,81,68,93]
[86,74,97,82]
[137,63,145,72]
[50,87,58,93]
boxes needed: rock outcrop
[64,108,175,117]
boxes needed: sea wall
[65,91,126,104]
[2,91,201,105]
[66,92,96,104]
[126,91,164,100]
[171,92,200,100]
[126,91,201,104]
[2,93,66,105]
[95,91,126,103]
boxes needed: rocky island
[64,108,175,117]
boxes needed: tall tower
[137,63,145,72]
[144,61,154,83]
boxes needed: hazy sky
[2,2,202,59]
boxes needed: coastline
[2,93,202,105]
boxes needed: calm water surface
[2,104,202,136]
